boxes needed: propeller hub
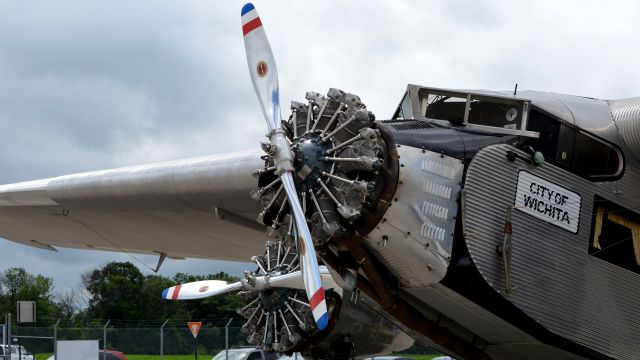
[292,132,332,192]
[258,287,294,311]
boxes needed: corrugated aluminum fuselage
[372,92,640,360]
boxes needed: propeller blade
[162,280,241,300]
[162,267,336,301]
[241,3,329,330]
[241,2,280,131]
[282,173,329,330]
[268,266,337,290]
[241,3,328,331]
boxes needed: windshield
[212,350,250,360]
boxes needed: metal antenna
[513,83,518,96]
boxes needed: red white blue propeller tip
[241,3,261,36]
[310,288,329,330]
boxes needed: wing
[0,149,267,262]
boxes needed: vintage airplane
[1,3,639,360]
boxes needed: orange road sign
[188,321,202,338]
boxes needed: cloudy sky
[1,0,639,299]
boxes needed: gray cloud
[1,0,640,296]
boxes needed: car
[0,345,34,360]
[211,348,278,360]
[277,353,302,360]
[45,349,128,360]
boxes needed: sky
[1,0,640,301]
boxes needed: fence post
[2,314,5,352]
[225,318,233,360]
[160,319,168,360]
[103,319,110,360]
[53,319,60,360]
[6,313,10,360]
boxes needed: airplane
[1,3,639,360]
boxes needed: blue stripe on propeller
[241,3,255,16]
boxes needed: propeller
[240,2,328,331]
[162,266,336,301]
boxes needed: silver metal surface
[461,123,539,138]
[463,144,640,360]
[609,97,640,162]
[364,145,464,288]
[0,179,57,206]
[0,149,266,261]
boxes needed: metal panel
[463,144,640,360]
[0,149,267,261]
[0,179,57,206]
[609,97,640,162]
[405,286,586,360]
[364,145,464,288]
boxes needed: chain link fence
[6,318,442,360]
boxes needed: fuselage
[363,85,640,360]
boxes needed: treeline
[0,261,247,325]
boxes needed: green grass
[35,354,214,360]
[36,353,441,360]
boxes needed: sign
[514,171,581,233]
[188,322,202,338]
[57,340,99,360]
[16,301,36,323]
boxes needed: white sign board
[57,340,99,360]
[17,301,36,323]
[514,171,581,233]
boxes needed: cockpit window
[393,92,413,119]
[527,110,623,180]
[393,85,536,138]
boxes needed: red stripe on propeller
[308,288,325,310]
[172,284,182,300]
[242,17,262,35]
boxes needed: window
[417,89,528,130]
[527,110,623,180]
[393,92,414,119]
[589,197,640,274]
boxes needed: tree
[0,267,58,320]
[54,288,84,321]
[82,262,145,320]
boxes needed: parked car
[0,345,34,360]
[45,349,128,360]
[211,348,278,360]
[277,353,302,360]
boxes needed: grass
[35,354,214,360]
[35,353,442,360]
